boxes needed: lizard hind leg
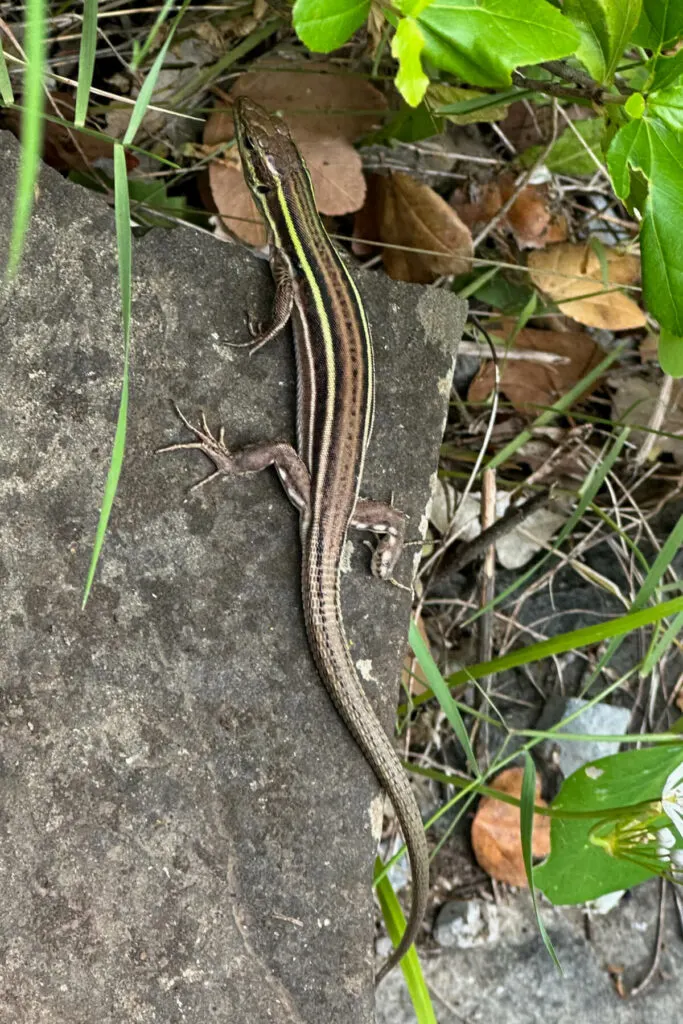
[351,499,407,580]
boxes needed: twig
[438,488,554,575]
[513,72,628,105]
[458,341,570,365]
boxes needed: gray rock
[536,697,632,778]
[0,131,465,1024]
[434,899,500,949]
[378,881,683,1023]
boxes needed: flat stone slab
[0,132,464,1024]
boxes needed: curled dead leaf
[359,172,473,283]
[468,322,604,413]
[452,175,566,249]
[471,768,550,887]
[528,242,645,330]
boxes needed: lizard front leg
[159,406,311,515]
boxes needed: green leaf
[409,0,580,88]
[624,91,645,118]
[392,17,430,107]
[632,0,683,52]
[75,0,98,127]
[519,116,605,175]
[659,328,683,377]
[374,858,437,1020]
[607,114,683,335]
[535,745,683,904]
[7,0,46,279]
[293,0,371,51]
[649,82,683,129]
[0,36,15,105]
[649,46,683,91]
[563,0,641,83]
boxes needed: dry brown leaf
[528,242,645,330]
[359,172,473,283]
[452,175,566,249]
[204,64,386,240]
[471,768,550,887]
[468,322,604,412]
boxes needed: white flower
[656,826,676,858]
[662,760,683,841]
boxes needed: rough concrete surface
[0,131,465,1024]
[377,880,683,1023]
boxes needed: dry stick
[457,341,570,365]
[438,488,554,576]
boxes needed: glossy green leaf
[563,0,641,83]
[649,82,683,129]
[607,114,683,334]
[632,0,683,52]
[411,0,580,88]
[648,46,683,91]
[535,745,683,904]
[659,328,683,377]
[293,0,371,51]
[392,17,430,107]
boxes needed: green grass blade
[521,753,561,970]
[82,143,131,606]
[485,343,626,472]
[462,427,630,628]
[7,0,46,278]
[409,619,479,775]
[74,0,98,127]
[374,858,437,1022]
[0,36,15,104]
[641,611,683,676]
[131,0,177,71]
[123,0,192,147]
[580,510,683,694]
[403,593,683,712]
